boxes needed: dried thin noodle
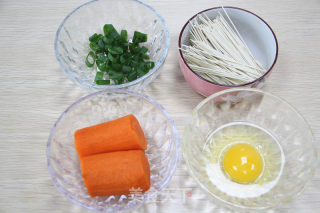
[181,12,266,85]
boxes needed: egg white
[206,163,279,198]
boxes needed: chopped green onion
[139,62,147,71]
[137,67,146,77]
[94,72,104,81]
[97,62,107,72]
[120,30,127,41]
[109,70,124,80]
[85,25,154,85]
[120,54,127,64]
[96,53,108,63]
[133,31,147,43]
[110,31,120,39]
[89,33,99,42]
[98,39,104,49]
[133,55,140,61]
[103,24,117,36]
[85,51,95,67]
[150,61,155,69]
[111,63,121,71]
[89,42,100,51]
[95,80,110,85]
[104,44,112,51]
[108,46,123,55]
[128,71,137,82]
[114,79,124,84]
[108,52,114,62]
[103,36,113,44]
[140,46,148,54]
[122,65,131,73]
[131,60,139,67]
[143,54,150,60]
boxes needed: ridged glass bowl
[54,0,169,91]
[47,90,180,212]
[183,88,317,211]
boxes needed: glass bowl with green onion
[55,0,169,91]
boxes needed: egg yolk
[222,143,263,184]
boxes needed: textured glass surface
[47,90,180,212]
[54,0,169,91]
[183,88,317,211]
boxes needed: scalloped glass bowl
[183,88,317,211]
[55,0,169,91]
[47,90,180,212]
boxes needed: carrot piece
[74,114,147,158]
[80,150,150,197]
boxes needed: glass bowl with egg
[47,89,180,212]
[178,7,278,97]
[182,88,317,211]
[55,0,169,91]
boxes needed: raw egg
[222,143,263,183]
[204,122,284,198]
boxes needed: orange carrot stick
[74,114,147,158]
[80,150,150,197]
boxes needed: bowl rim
[178,6,279,87]
[182,87,317,210]
[46,89,180,212]
[54,0,170,90]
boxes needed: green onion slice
[94,72,104,81]
[95,80,110,85]
[120,30,128,41]
[85,51,96,67]
[133,31,147,43]
[108,46,123,55]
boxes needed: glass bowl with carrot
[47,89,180,212]
[54,0,169,91]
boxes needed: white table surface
[0,0,319,212]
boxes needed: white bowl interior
[180,7,277,71]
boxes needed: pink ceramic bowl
[178,7,278,97]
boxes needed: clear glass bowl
[47,90,180,212]
[183,88,317,211]
[54,0,170,91]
